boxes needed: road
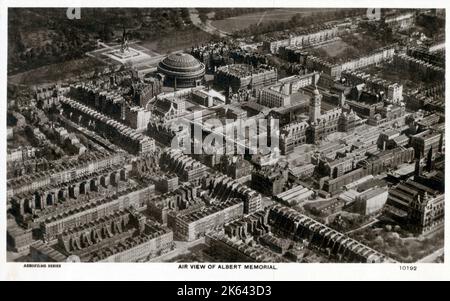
[345,217,380,235]
[188,8,230,38]
[418,247,444,263]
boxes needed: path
[188,8,231,38]
[346,218,380,235]
[418,247,444,263]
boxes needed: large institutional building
[384,178,444,234]
[215,64,277,93]
[258,72,320,108]
[157,52,206,88]
[279,86,361,154]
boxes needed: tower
[414,157,423,180]
[309,85,322,123]
[426,146,433,172]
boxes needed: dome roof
[157,52,205,81]
[160,53,202,70]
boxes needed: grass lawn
[211,8,340,33]
[315,39,353,58]
[362,63,437,92]
[8,57,105,86]
[139,27,213,55]
[307,33,389,64]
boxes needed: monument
[110,27,140,60]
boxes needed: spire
[120,25,126,53]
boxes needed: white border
[0,0,448,281]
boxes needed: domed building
[157,52,205,88]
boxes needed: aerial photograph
[6,7,445,264]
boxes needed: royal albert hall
[157,52,206,88]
